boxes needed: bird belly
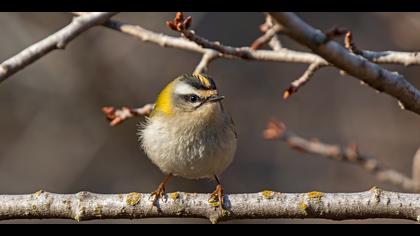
[140,117,236,179]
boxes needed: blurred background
[0,12,419,224]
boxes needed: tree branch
[263,120,420,192]
[102,104,154,126]
[0,12,118,83]
[268,12,420,115]
[194,50,220,74]
[69,12,420,68]
[1,188,419,223]
[250,15,283,50]
[283,62,327,100]
[65,13,420,106]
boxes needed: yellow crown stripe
[192,73,211,88]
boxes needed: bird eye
[185,94,199,103]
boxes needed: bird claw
[208,184,225,214]
[150,183,166,207]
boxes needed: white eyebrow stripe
[174,83,197,95]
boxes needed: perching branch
[263,120,420,192]
[1,188,420,223]
[268,12,420,115]
[0,12,118,83]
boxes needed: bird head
[151,73,225,118]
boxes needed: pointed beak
[207,95,225,103]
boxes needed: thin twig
[1,188,420,223]
[166,13,323,63]
[283,62,327,100]
[194,50,220,74]
[263,120,420,192]
[251,16,283,50]
[102,104,154,126]
[69,13,420,70]
[0,12,118,83]
[264,14,284,51]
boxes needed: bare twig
[69,12,420,74]
[0,12,118,83]
[269,12,420,115]
[102,104,154,126]
[338,29,420,67]
[1,189,420,223]
[194,50,220,74]
[166,13,324,64]
[283,62,327,100]
[251,15,283,50]
[263,14,284,51]
[263,120,420,192]
[70,12,420,68]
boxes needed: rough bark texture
[0,188,420,223]
[269,12,420,115]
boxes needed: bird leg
[208,175,225,212]
[150,174,172,207]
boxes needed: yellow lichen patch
[170,192,180,201]
[307,191,324,202]
[209,200,220,207]
[33,190,45,198]
[261,190,275,199]
[75,206,86,222]
[299,200,308,212]
[94,206,103,217]
[126,192,141,206]
[208,194,220,207]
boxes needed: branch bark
[0,12,118,83]
[75,12,420,67]
[102,104,154,126]
[269,12,420,115]
[263,120,420,192]
[283,62,327,100]
[1,188,419,223]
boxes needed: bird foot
[208,184,225,213]
[150,183,166,207]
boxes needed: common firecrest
[139,73,237,209]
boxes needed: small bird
[139,73,237,209]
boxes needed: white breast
[139,111,237,179]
